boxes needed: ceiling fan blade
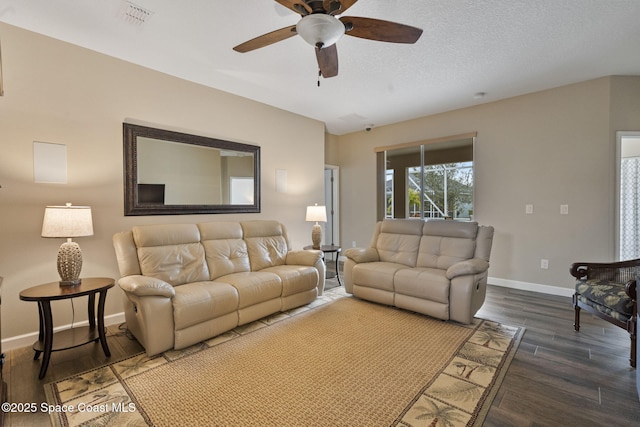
[340,16,423,44]
[275,0,312,15]
[233,25,297,53]
[323,0,359,15]
[316,44,339,78]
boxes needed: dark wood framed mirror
[123,123,260,215]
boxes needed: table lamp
[306,204,327,250]
[41,203,93,286]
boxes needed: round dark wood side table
[19,277,114,379]
[304,244,342,286]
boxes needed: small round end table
[304,244,342,286]
[19,277,114,379]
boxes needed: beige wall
[324,132,340,166]
[610,76,640,132]
[337,76,640,293]
[0,23,325,343]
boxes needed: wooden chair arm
[570,258,640,282]
[626,279,637,301]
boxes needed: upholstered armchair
[570,258,639,368]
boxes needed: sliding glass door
[377,134,475,221]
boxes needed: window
[377,133,475,221]
[409,162,474,219]
[617,131,640,260]
[385,169,394,218]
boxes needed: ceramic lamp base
[57,241,83,286]
[311,224,322,250]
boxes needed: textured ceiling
[1,0,640,135]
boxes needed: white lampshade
[306,204,327,223]
[296,14,345,48]
[42,204,93,238]
[306,204,326,250]
[41,203,93,286]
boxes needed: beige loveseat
[113,220,325,356]
[344,219,494,324]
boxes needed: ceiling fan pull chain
[318,69,322,87]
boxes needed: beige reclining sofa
[344,219,494,324]
[113,220,325,356]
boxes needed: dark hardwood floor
[3,282,639,426]
[477,286,640,426]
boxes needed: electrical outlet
[560,204,569,215]
[352,241,356,247]
[525,204,534,214]
[540,259,549,269]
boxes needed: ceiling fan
[233,0,423,78]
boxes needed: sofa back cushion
[113,231,142,277]
[417,221,478,269]
[198,221,251,280]
[375,219,424,267]
[241,220,290,271]
[132,224,209,286]
[475,225,495,262]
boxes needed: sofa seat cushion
[217,272,282,309]
[394,268,450,304]
[352,262,408,291]
[262,265,318,297]
[172,281,239,331]
[576,279,633,322]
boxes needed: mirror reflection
[124,123,260,215]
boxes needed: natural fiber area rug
[45,293,523,427]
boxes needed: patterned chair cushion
[576,279,633,322]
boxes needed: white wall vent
[119,1,154,26]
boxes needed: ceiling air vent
[119,1,154,26]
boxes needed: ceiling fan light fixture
[296,14,345,48]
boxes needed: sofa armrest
[446,259,489,279]
[286,249,323,266]
[344,247,380,263]
[118,275,176,298]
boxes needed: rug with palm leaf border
[44,292,523,427]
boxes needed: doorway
[324,165,340,246]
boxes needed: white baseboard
[2,312,126,352]
[488,277,574,298]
